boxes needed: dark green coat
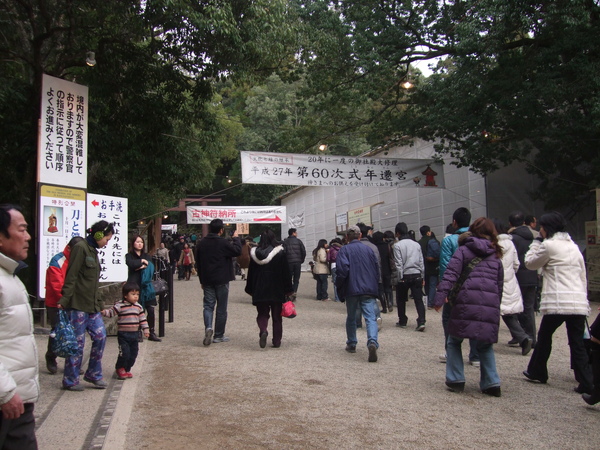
[59,237,103,312]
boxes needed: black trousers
[116,331,140,372]
[526,314,592,390]
[396,274,425,326]
[0,403,37,450]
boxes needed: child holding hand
[102,282,149,380]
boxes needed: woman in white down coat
[522,211,592,394]
[493,220,532,356]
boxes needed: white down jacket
[0,252,39,405]
[497,234,524,315]
[525,232,589,316]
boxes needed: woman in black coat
[245,228,293,349]
[125,234,161,342]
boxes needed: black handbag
[151,277,168,295]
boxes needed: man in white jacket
[0,204,38,449]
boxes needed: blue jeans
[345,295,379,348]
[442,302,479,362]
[316,274,328,300]
[446,335,500,390]
[331,267,340,301]
[425,274,438,308]
[63,310,106,387]
[203,284,229,338]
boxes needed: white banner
[87,194,128,282]
[187,206,286,224]
[241,151,445,188]
[38,74,88,189]
[38,184,87,298]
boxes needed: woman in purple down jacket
[434,217,504,397]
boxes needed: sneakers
[345,344,356,353]
[368,342,378,362]
[83,376,107,389]
[62,384,85,392]
[508,338,520,347]
[125,372,133,378]
[439,353,447,363]
[213,336,230,343]
[396,322,407,328]
[376,316,382,331]
[203,328,213,346]
[415,324,426,332]
[259,332,268,349]
[521,338,533,356]
[115,368,128,380]
[469,360,481,368]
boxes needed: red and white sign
[187,206,286,224]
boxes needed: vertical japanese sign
[87,194,128,282]
[586,220,600,292]
[38,184,86,298]
[38,74,88,188]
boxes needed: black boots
[146,306,162,342]
[582,347,600,405]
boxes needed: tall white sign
[87,194,128,282]
[37,184,87,298]
[38,74,88,188]
[241,151,445,189]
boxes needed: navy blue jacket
[335,240,379,301]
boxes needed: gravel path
[125,273,600,449]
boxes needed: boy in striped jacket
[102,282,149,380]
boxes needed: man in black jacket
[509,210,538,346]
[283,228,306,293]
[195,219,242,346]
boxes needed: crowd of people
[0,202,597,448]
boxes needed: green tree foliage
[294,0,600,209]
[219,73,371,206]
[0,0,298,222]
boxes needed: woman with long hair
[433,217,504,396]
[245,228,293,348]
[312,239,330,301]
[523,211,592,394]
[60,220,115,390]
[126,234,161,342]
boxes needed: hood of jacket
[251,245,284,265]
[459,233,496,258]
[511,225,533,241]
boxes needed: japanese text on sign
[39,74,88,189]
[241,151,445,189]
[187,206,286,224]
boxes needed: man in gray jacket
[0,204,38,449]
[393,222,426,331]
[283,228,306,293]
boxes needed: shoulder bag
[447,256,483,307]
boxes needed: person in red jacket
[44,236,84,374]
